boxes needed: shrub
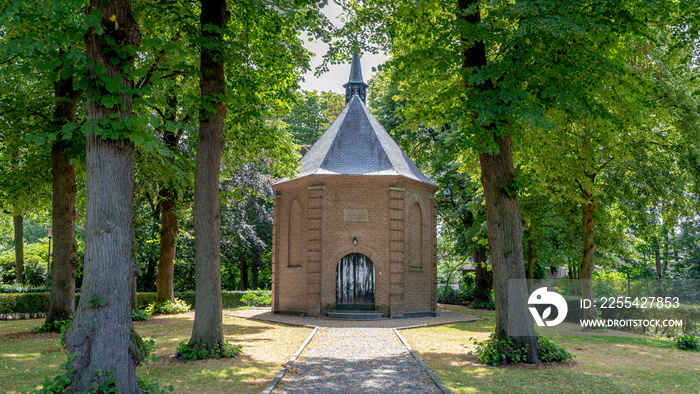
[33,315,73,334]
[144,298,190,315]
[470,333,574,365]
[675,332,700,351]
[240,291,271,307]
[176,340,242,361]
[470,299,495,310]
[0,243,51,286]
[437,285,472,305]
[131,309,150,321]
[538,336,575,363]
[470,333,530,365]
[462,273,475,289]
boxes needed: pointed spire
[348,53,364,83]
[342,53,369,104]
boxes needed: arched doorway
[336,253,375,310]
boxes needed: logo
[528,287,568,327]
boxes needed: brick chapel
[271,54,438,318]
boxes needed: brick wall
[272,174,437,316]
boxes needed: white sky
[298,3,388,94]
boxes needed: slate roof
[296,95,436,186]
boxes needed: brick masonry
[272,174,437,317]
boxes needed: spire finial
[343,52,369,104]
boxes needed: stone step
[326,310,386,320]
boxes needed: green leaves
[85,294,106,308]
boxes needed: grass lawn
[401,304,700,394]
[0,310,311,393]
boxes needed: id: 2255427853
[590,296,681,309]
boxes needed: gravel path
[273,327,442,393]
[226,308,475,393]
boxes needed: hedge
[0,284,47,293]
[0,290,272,315]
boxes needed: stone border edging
[262,325,319,394]
[392,328,452,394]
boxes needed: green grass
[402,305,700,393]
[0,310,311,393]
[3,305,699,393]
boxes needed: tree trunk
[46,142,78,324]
[653,235,663,296]
[131,221,139,312]
[189,0,227,352]
[251,263,259,289]
[479,136,539,362]
[46,71,80,326]
[156,189,177,302]
[473,247,492,303]
[459,0,539,362]
[526,225,535,294]
[13,214,24,285]
[581,186,596,321]
[663,228,669,274]
[64,2,142,392]
[131,262,140,312]
[155,93,182,303]
[239,258,249,290]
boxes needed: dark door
[336,253,375,310]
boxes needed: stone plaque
[344,209,368,222]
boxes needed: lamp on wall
[353,237,357,247]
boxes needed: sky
[297,3,388,94]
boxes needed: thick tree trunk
[13,214,24,285]
[459,0,539,362]
[46,72,80,326]
[473,247,492,303]
[64,2,142,392]
[189,0,227,351]
[479,136,539,362]
[156,189,177,302]
[581,186,596,321]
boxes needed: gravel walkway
[227,308,476,393]
[273,327,442,393]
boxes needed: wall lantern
[353,237,358,247]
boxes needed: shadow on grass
[140,352,289,393]
[222,322,279,336]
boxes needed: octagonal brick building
[271,54,438,317]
